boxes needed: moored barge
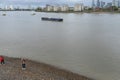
[41,17,63,22]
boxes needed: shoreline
[0,56,92,80]
[0,10,120,14]
[35,11,120,13]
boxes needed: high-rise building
[101,1,105,8]
[116,0,120,7]
[106,2,112,8]
[112,0,116,6]
[92,0,95,8]
[112,0,119,7]
[118,0,120,7]
[97,0,100,8]
[115,0,119,7]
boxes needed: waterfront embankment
[0,56,91,80]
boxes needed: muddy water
[0,11,120,80]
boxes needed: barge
[41,17,63,22]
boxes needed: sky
[0,0,112,8]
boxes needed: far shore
[0,55,92,80]
[34,9,120,13]
[0,10,120,14]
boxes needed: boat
[2,14,6,16]
[41,17,63,22]
[31,13,36,15]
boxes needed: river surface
[0,11,120,80]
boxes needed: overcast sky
[0,0,112,7]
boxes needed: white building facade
[61,5,69,11]
[5,5,14,10]
[53,6,60,11]
[46,5,53,11]
[74,3,84,11]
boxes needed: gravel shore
[0,56,92,80]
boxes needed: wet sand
[0,56,91,80]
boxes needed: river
[0,11,120,80]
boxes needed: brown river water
[0,11,120,80]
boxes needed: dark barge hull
[41,17,63,22]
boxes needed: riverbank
[0,10,120,14]
[35,10,120,13]
[0,56,91,80]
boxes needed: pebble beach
[0,56,92,80]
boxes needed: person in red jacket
[0,56,5,64]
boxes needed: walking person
[0,56,5,65]
[21,58,26,70]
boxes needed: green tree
[35,7,42,11]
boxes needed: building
[74,3,84,11]
[112,0,119,7]
[61,4,69,11]
[118,0,120,7]
[106,2,112,8]
[101,1,105,8]
[84,6,90,10]
[9,5,14,10]
[46,5,53,11]
[5,5,14,10]
[92,0,95,8]
[69,7,74,11]
[81,4,84,10]
[115,0,119,7]
[53,6,61,11]
[5,5,8,10]
[112,0,116,6]
[96,0,100,8]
